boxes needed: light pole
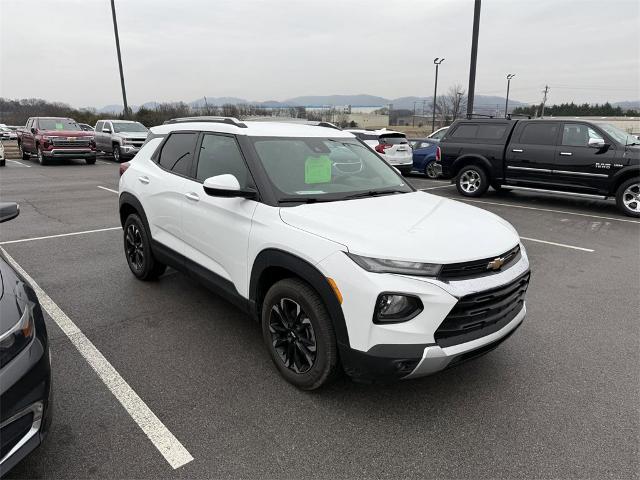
[432,57,444,132]
[466,0,481,118]
[505,74,515,118]
[110,0,129,118]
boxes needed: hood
[119,132,148,139]
[279,191,520,264]
[41,130,93,137]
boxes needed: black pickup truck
[436,118,640,217]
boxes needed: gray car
[94,120,148,162]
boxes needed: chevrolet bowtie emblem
[487,257,505,271]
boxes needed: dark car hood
[0,256,30,336]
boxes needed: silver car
[94,120,148,162]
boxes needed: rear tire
[261,278,339,390]
[86,156,96,165]
[615,178,640,218]
[456,165,489,197]
[19,143,29,160]
[424,160,440,179]
[123,214,167,280]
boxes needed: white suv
[347,128,413,175]
[118,117,530,390]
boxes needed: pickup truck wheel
[37,146,48,166]
[616,178,640,218]
[113,145,121,163]
[19,143,29,160]
[456,165,489,197]
[86,157,96,165]
[123,214,167,280]
[424,160,440,179]
[262,278,339,390]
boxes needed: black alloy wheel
[268,298,317,374]
[125,223,145,274]
[123,214,166,280]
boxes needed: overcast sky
[1,0,638,108]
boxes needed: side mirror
[0,202,20,223]
[588,138,606,149]
[102,128,112,133]
[31,128,36,134]
[203,174,257,199]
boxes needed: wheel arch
[119,191,150,233]
[451,154,493,179]
[609,168,640,196]
[249,249,350,348]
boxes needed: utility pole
[110,0,129,118]
[505,73,515,118]
[466,0,481,118]
[432,57,445,132]
[413,101,417,127]
[541,85,550,118]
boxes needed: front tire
[616,178,640,218]
[123,214,167,280]
[19,143,29,160]
[261,278,339,390]
[113,145,121,163]
[456,165,489,197]
[37,146,48,166]
[86,156,96,165]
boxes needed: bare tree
[428,84,468,127]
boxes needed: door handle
[512,149,523,153]
[559,152,573,156]
[138,176,150,184]
[185,192,200,202]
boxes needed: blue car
[409,139,440,178]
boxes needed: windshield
[39,119,81,131]
[113,122,148,133]
[597,123,639,145]
[429,127,448,140]
[250,137,413,202]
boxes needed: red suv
[17,117,97,165]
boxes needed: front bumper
[43,148,96,158]
[319,244,530,382]
[119,145,141,158]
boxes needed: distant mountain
[613,100,640,111]
[283,94,389,107]
[189,97,248,108]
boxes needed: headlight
[0,306,35,367]
[346,252,442,276]
[374,294,423,324]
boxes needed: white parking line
[96,160,111,165]
[420,185,455,191]
[452,198,640,224]
[0,247,194,470]
[520,236,594,252]
[0,226,121,245]
[97,185,119,194]
[6,159,32,167]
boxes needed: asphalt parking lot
[1,154,638,479]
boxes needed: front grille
[52,138,91,147]
[439,245,521,280]
[0,412,33,458]
[435,271,530,348]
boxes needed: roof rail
[311,121,342,130]
[466,113,496,119]
[506,113,532,120]
[163,116,248,128]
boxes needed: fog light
[373,294,423,324]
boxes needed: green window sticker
[55,123,64,130]
[304,155,332,184]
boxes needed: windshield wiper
[278,197,336,204]
[342,189,407,200]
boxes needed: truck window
[519,123,559,145]
[477,124,508,139]
[95,121,104,131]
[450,124,478,139]
[562,124,603,147]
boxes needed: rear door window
[95,121,104,131]
[157,132,198,177]
[519,123,560,145]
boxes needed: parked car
[94,120,149,162]
[0,126,18,140]
[78,123,95,132]
[118,117,530,390]
[0,142,4,167]
[428,126,449,141]
[17,117,97,165]
[436,118,640,217]
[408,138,439,178]
[346,128,413,175]
[0,202,52,476]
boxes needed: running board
[504,185,608,200]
